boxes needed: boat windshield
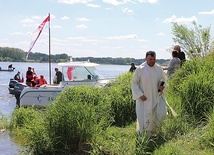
[62,66,104,81]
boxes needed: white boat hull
[20,79,110,107]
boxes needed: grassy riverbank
[1,53,214,154]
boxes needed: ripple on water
[0,132,20,155]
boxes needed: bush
[104,72,136,127]
[199,108,214,148]
[167,56,214,124]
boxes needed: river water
[0,61,130,155]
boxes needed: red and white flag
[26,15,50,59]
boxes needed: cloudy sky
[1,0,214,59]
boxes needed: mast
[48,13,51,84]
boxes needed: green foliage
[167,55,214,123]
[172,22,214,59]
[44,99,107,154]
[75,57,168,66]
[56,86,114,129]
[104,72,136,127]
[89,125,136,155]
[0,112,9,130]
[10,107,42,128]
[199,108,214,148]
[0,47,25,62]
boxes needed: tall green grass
[103,72,136,127]
[167,56,214,124]
[0,112,9,130]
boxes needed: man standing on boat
[26,67,35,87]
[54,68,64,84]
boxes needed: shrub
[199,108,214,148]
[167,55,214,124]
[104,72,136,127]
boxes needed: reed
[103,72,136,127]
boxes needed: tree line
[0,47,169,65]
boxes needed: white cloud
[122,8,134,14]
[157,32,165,36]
[87,3,100,8]
[20,18,34,23]
[163,15,197,24]
[75,24,88,29]
[32,16,41,20]
[61,16,70,20]
[10,32,25,35]
[67,36,100,43]
[199,10,214,15]
[105,7,113,10]
[53,25,62,29]
[76,17,92,22]
[138,0,158,3]
[103,0,124,6]
[58,0,93,4]
[105,34,138,40]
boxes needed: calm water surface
[0,61,129,155]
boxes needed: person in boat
[131,51,167,138]
[35,75,47,87]
[26,67,36,87]
[54,68,64,84]
[14,71,21,82]
[31,75,39,87]
[8,64,15,70]
[129,62,137,72]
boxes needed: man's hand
[140,95,147,101]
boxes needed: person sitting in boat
[14,71,21,82]
[8,64,15,70]
[35,75,47,87]
[31,76,39,87]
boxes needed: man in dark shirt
[54,68,64,84]
[129,63,136,72]
[173,45,186,66]
[14,71,21,82]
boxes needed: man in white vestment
[131,51,167,138]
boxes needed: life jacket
[26,71,33,81]
[31,76,39,87]
[38,78,47,86]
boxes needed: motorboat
[19,60,112,107]
[0,68,15,72]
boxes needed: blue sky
[1,0,214,59]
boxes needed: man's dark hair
[146,51,156,58]
[172,50,179,57]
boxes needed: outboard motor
[9,79,19,88]
[14,83,28,107]
[8,79,19,94]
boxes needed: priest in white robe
[131,51,167,138]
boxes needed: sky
[1,0,214,59]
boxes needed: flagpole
[48,13,51,84]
